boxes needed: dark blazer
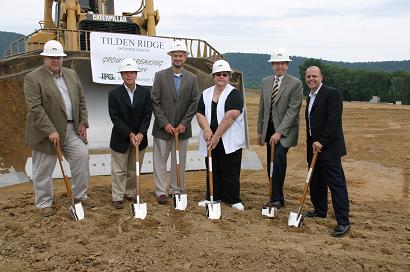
[151,67,199,140]
[108,84,152,153]
[305,84,347,162]
[24,66,88,154]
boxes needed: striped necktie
[270,77,280,111]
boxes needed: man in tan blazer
[257,48,303,208]
[24,40,94,217]
[151,40,199,204]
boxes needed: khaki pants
[32,123,89,208]
[153,137,188,196]
[111,146,145,201]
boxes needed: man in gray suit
[257,48,303,208]
[24,40,94,217]
[151,40,199,204]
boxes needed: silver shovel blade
[69,203,85,221]
[173,194,188,210]
[261,206,278,218]
[132,202,147,219]
[206,202,221,220]
[288,211,303,227]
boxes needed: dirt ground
[0,90,409,272]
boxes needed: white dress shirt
[308,83,322,136]
[124,84,137,104]
[47,67,73,121]
[274,74,284,89]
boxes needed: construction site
[0,0,409,271]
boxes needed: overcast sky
[1,0,409,62]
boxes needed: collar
[309,83,322,97]
[274,74,285,81]
[45,66,63,79]
[124,83,136,93]
[171,66,184,75]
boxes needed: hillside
[0,31,25,58]
[1,31,409,90]
[225,52,410,89]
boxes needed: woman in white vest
[196,60,246,210]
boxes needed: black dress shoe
[331,224,350,237]
[269,201,285,209]
[303,210,326,218]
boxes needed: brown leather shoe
[124,195,138,202]
[77,197,96,208]
[157,194,167,204]
[37,207,55,217]
[112,201,124,209]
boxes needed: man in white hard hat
[257,48,303,209]
[108,58,152,209]
[151,40,199,204]
[23,40,94,217]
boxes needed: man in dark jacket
[108,58,152,209]
[304,66,350,237]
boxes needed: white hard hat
[167,40,190,56]
[118,58,141,72]
[40,40,67,57]
[211,60,233,74]
[267,48,292,62]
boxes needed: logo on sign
[99,73,115,80]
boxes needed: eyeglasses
[214,72,229,77]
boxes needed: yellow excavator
[0,0,254,185]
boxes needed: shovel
[132,145,147,219]
[261,143,278,218]
[54,145,85,221]
[206,149,221,219]
[173,133,188,210]
[288,150,319,227]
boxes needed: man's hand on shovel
[270,132,281,146]
[48,131,60,148]
[164,124,177,135]
[134,133,144,146]
[129,132,138,147]
[312,141,323,153]
[176,124,186,134]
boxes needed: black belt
[67,120,73,123]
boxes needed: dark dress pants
[205,141,242,204]
[308,155,350,226]
[265,121,289,205]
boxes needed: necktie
[270,77,280,117]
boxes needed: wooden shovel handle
[207,149,214,198]
[175,133,181,188]
[135,145,140,197]
[297,150,319,214]
[269,143,275,199]
[54,144,73,199]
